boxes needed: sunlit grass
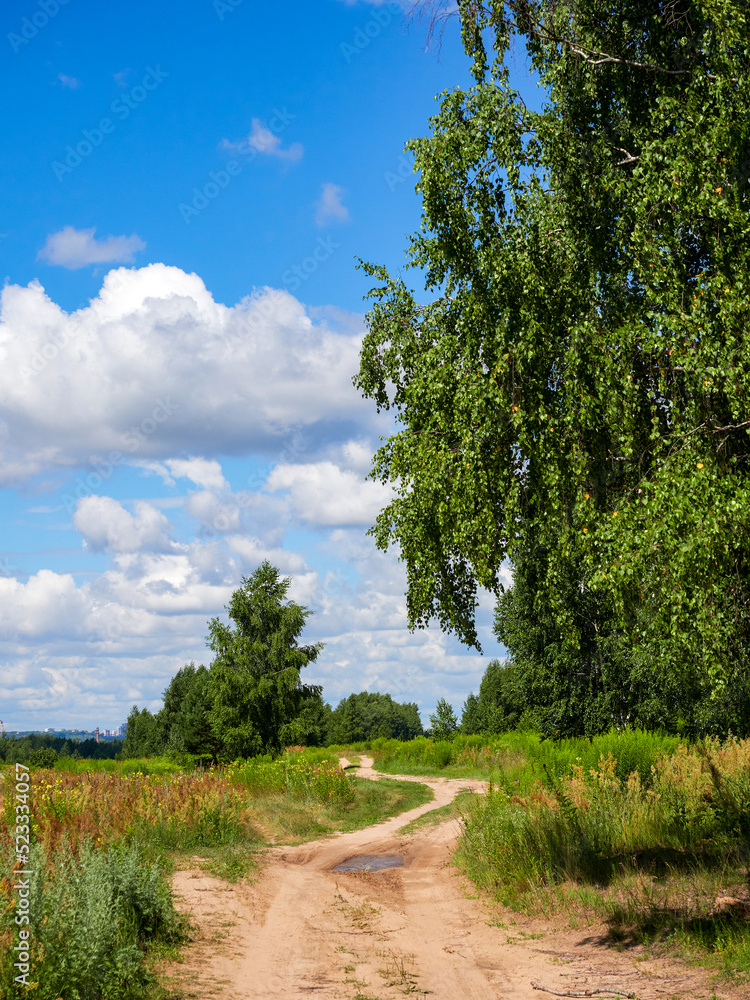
[398,789,473,834]
[455,735,750,981]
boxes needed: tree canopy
[327,691,423,743]
[355,0,750,695]
[206,561,324,758]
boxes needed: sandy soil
[162,758,745,1000]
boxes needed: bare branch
[614,147,640,166]
[531,982,636,998]
[710,420,750,433]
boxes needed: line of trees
[0,733,123,766]
[458,553,750,737]
[124,552,750,763]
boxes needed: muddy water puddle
[331,854,403,873]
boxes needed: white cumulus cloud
[0,264,386,483]
[73,496,176,553]
[139,457,229,492]
[266,461,392,525]
[167,458,228,492]
[37,226,146,269]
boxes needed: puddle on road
[332,854,403,873]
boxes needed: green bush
[29,747,58,769]
[0,838,185,1000]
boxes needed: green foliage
[457,736,750,897]
[519,728,681,787]
[122,706,163,760]
[123,563,327,763]
[374,734,499,775]
[227,747,354,806]
[155,661,220,764]
[353,0,750,696]
[29,747,58,769]
[52,755,184,776]
[0,732,124,764]
[327,691,423,743]
[373,728,681,786]
[207,561,324,758]
[279,690,331,748]
[461,660,527,735]
[166,663,222,763]
[490,548,750,737]
[429,697,459,741]
[0,839,185,1000]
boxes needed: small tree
[122,706,162,759]
[429,698,458,741]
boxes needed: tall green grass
[455,736,750,976]
[0,839,185,1000]
[227,746,355,805]
[52,755,184,777]
[373,728,681,785]
[459,738,750,891]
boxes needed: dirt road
[165,758,740,1000]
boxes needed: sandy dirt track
[164,758,743,1000]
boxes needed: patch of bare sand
[160,757,744,1000]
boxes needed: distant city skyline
[5,723,126,738]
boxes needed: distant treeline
[0,732,124,765]
[123,673,424,761]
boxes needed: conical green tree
[207,561,324,758]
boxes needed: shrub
[29,747,58,769]
[0,838,185,1000]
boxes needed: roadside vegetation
[365,729,750,982]
[0,746,430,1000]
[371,727,681,783]
[7,552,750,997]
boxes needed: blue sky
[0,0,535,731]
